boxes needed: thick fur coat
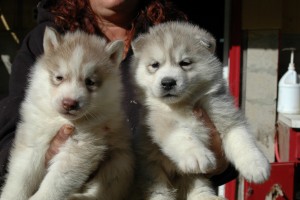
[130,21,270,200]
[0,27,134,200]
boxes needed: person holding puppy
[0,0,237,189]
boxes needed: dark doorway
[173,0,225,62]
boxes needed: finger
[52,125,74,146]
[45,125,74,166]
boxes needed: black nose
[161,77,176,91]
[62,98,79,111]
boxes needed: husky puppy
[130,21,270,200]
[0,27,134,200]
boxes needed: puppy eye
[85,78,95,87]
[179,59,192,70]
[147,61,160,73]
[179,60,192,67]
[56,76,64,81]
[52,75,64,85]
[150,62,160,69]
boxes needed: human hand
[193,107,229,177]
[45,124,74,167]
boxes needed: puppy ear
[106,40,124,66]
[200,38,216,53]
[43,26,61,53]
[196,30,216,54]
[131,35,145,56]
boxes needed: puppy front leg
[68,149,134,200]
[159,128,216,174]
[204,93,270,183]
[144,164,176,200]
[187,176,226,200]
[222,126,270,183]
[29,139,105,200]
[147,182,176,200]
[0,141,46,200]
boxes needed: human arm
[39,109,235,187]
[193,107,238,187]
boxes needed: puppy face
[131,21,222,104]
[40,27,124,120]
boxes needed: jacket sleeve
[0,23,51,186]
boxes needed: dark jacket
[0,0,55,185]
[0,0,237,187]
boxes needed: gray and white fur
[130,21,270,200]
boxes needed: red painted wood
[224,179,237,200]
[228,45,241,107]
[289,129,300,163]
[225,0,242,198]
[244,162,295,200]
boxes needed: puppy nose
[62,98,79,111]
[161,77,176,91]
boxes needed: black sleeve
[210,163,239,187]
[0,22,52,186]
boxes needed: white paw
[238,154,270,183]
[203,196,227,200]
[189,194,227,200]
[68,196,82,200]
[177,148,216,174]
[149,195,175,200]
[204,196,227,200]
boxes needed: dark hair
[48,0,187,41]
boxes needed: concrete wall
[235,0,300,199]
[242,31,279,161]
[241,0,300,162]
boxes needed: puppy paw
[198,151,217,173]
[188,194,227,200]
[177,148,216,174]
[238,154,270,183]
[203,196,227,200]
[205,196,227,200]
